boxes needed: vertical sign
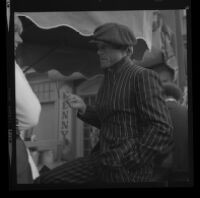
[58,85,72,158]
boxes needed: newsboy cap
[90,23,137,47]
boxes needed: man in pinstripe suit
[35,23,174,184]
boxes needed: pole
[174,10,186,91]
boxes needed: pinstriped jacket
[78,56,173,181]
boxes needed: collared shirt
[79,56,173,182]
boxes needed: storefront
[24,70,103,168]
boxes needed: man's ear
[126,46,133,57]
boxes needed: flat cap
[91,23,137,47]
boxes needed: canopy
[15,11,179,79]
[17,11,153,47]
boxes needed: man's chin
[100,64,109,69]
[100,61,110,69]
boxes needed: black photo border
[7,0,193,191]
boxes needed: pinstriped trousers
[34,155,99,184]
[34,153,153,184]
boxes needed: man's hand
[65,93,86,114]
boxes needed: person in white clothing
[15,63,41,131]
[10,15,41,183]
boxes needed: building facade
[24,71,103,168]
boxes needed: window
[31,81,56,102]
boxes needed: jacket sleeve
[77,105,101,129]
[15,63,41,132]
[123,69,174,169]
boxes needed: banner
[151,10,179,81]
[58,85,73,160]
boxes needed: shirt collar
[105,56,132,75]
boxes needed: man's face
[159,70,174,83]
[97,42,126,68]
[14,16,23,51]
